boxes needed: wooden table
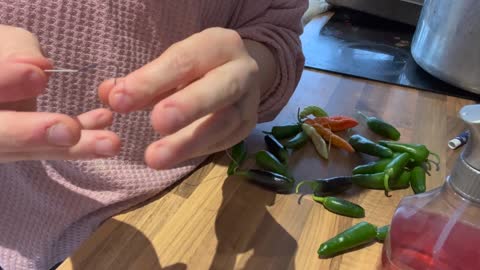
[58,16,475,270]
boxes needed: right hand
[0,25,121,162]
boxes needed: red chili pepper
[313,116,359,132]
[305,119,355,153]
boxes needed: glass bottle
[381,104,480,270]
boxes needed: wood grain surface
[58,16,475,270]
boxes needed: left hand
[99,28,260,169]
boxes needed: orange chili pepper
[314,116,359,132]
[305,119,355,153]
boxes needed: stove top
[301,8,480,101]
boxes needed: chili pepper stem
[383,170,392,197]
[297,193,307,205]
[357,111,369,121]
[429,152,441,164]
[421,162,431,176]
[295,181,308,193]
[425,160,432,171]
[297,107,302,124]
[225,149,235,163]
[225,150,239,172]
[428,159,440,171]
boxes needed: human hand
[99,28,260,169]
[0,25,121,162]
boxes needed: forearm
[242,39,277,99]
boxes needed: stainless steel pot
[411,0,480,94]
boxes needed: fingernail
[111,92,134,112]
[152,146,172,169]
[95,139,116,156]
[28,70,46,93]
[47,123,74,146]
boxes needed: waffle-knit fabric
[0,1,307,269]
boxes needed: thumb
[0,61,50,103]
[0,25,52,102]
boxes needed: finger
[150,58,258,135]
[0,130,121,162]
[106,28,246,113]
[145,104,251,170]
[0,25,46,59]
[98,78,117,105]
[99,78,176,109]
[200,89,260,155]
[0,111,82,151]
[0,26,51,101]
[0,98,36,111]
[192,85,260,158]
[77,108,113,130]
[0,61,49,102]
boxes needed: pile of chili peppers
[226,106,440,259]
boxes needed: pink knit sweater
[0,1,307,269]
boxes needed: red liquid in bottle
[381,207,480,270]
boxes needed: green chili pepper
[376,225,390,242]
[264,135,289,164]
[235,169,294,194]
[353,161,389,175]
[255,150,293,180]
[284,131,309,150]
[351,173,387,189]
[227,141,247,175]
[358,111,401,141]
[352,153,401,175]
[264,124,302,140]
[410,166,426,194]
[383,152,411,196]
[296,177,353,196]
[318,221,378,258]
[391,170,411,190]
[353,168,410,192]
[378,141,430,164]
[300,106,328,119]
[313,196,365,218]
[302,123,328,160]
[348,134,393,158]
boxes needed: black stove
[301,8,480,101]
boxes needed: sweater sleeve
[229,0,308,122]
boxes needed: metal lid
[450,104,480,203]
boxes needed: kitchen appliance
[301,8,480,101]
[411,0,480,94]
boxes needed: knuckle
[204,27,244,52]
[223,29,243,48]
[167,44,198,78]
[9,26,36,38]
[246,57,259,74]
[226,75,242,96]
[9,26,40,47]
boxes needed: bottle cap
[448,131,469,150]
